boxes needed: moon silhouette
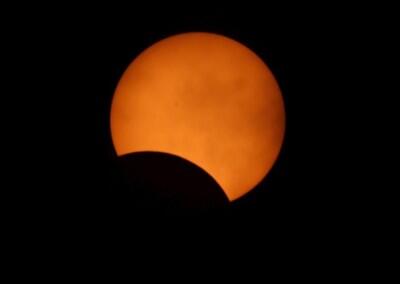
[110,32,285,201]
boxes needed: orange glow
[110,32,285,201]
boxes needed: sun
[110,32,285,201]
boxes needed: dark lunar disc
[116,151,229,213]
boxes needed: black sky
[5,5,380,233]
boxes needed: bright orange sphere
[110,32,285,201]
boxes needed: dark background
[6,5,382,233]
[2,5,394,278]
